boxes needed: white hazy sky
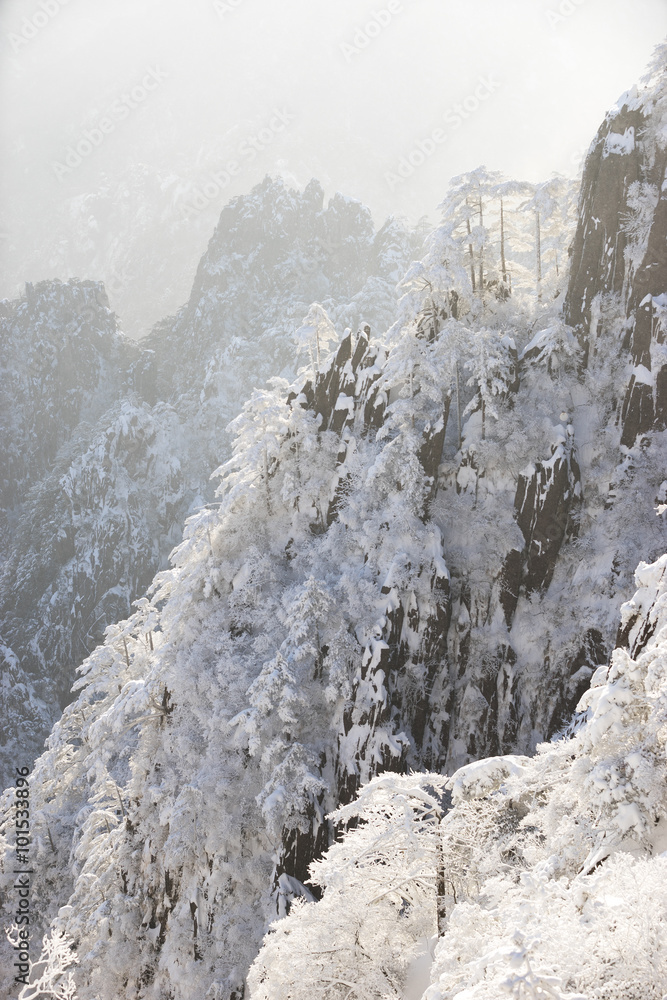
[1,0,665,332]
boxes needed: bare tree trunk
[500,197,508,286]
[455,363,462,450]
[263,445,271,515]
[478,197,484,293]
[432,802,447,936]
[536,209,542,300]
[436,842,447,936]
[429,296,438,341]
[466,218,476,293]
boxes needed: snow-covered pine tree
[518,177,578,302]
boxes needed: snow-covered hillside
[0,180,418,788]
[1,41,666,1000]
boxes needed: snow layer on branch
[448,754,530,802]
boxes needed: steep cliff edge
[565,50,667,447]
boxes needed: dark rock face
[301,326,365,434]
[546,628,606,735]
[499,547,524,630]
[442,416,586,773]
[498,433,581,628]
[514,433,582,597]
[564,106,643,338]
[620,171,667,446]
[565,97,667,447]
[333,543,452,808]
[275,798,329,898]
[616,577,662,656]
[419,409,450,513]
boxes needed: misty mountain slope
[1,398,187,700]
[249,553,667,1000]
[143,177,416,426]
[1,156,254,343]
[0,279,139,778]
[1,49,666,1000]
[0,179,416,788]
[0,279,136,515]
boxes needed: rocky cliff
[565,73,667,447]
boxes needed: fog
[1,0,665,338]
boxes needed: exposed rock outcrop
[565,75,667,447]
